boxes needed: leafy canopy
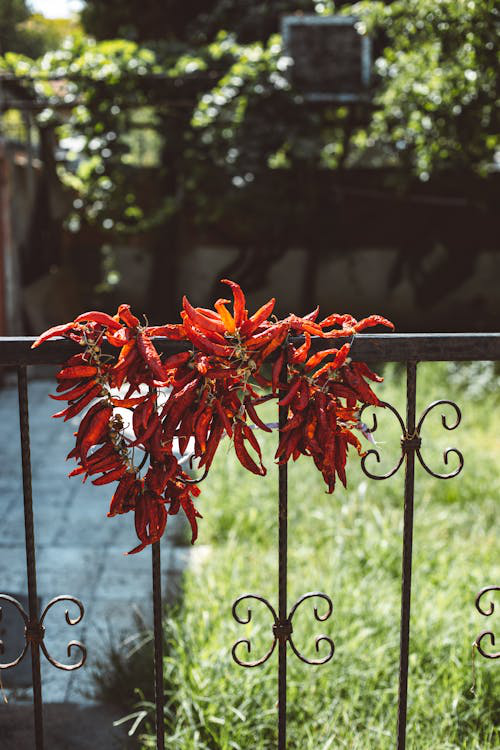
[0,0,497,234]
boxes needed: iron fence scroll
[0,333,499,749]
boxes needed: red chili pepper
[304,348,339,372]
[198,417,224,470]
[163,351,191,370]
[259,324,289,361]
[342,366,380,406]
[105,327,132,347]
[245,323,285,350]
[234,423,266,476]
[52,383,102,421]
[303,306,320,322]
[80,404,113,462]
[313,344,350,379]
[131,412,160,448]
[351,361,383,382]
[118,304,140,328]
[271,349,285,394]
[240,298,275,338]
[291,333,311,364]
[285,314,323,336]
[305,410,317,441]
[133,394,156,438]
[57,365,98,380]
[182,315,233,357]
[179,492,202,544]
[108,474,136,517]
[182,295,226,334]
[278,377,300,407]
[74,311,122,331]
[86,442,116,466]
[276,427,302,465]
[281,411,305,433]
[56,377,81,393]
[145,324,186,340]
[32,322,79,348]
[241,423,264,461]
[110,394,150,408]
[50,379,98,402]
[335,434,347,487]
[345,429,364,456]
[221,279,247,328]
[194,407,213,453]
[329,384,357,401]
[214,399,234,438]
[87,453,123,475]
[72,400,106,452]
[354,315,394,332]
[319,313,356,329]
[244,397,272,433]
[292,381,309,411]
[137,330,166,381]
[177,409,195,455]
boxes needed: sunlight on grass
[101,363,499,749]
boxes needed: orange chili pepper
[214,299,236,333]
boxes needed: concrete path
[0,375,195,738]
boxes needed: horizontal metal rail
[1,332,498,750]
[1,332,500,366]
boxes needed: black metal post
[397,361,417,749]
[17,365,44,749]
[277,353,288,750]
[152,541,165,750]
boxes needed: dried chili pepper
[35,277,393,553]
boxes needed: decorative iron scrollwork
[0,594,87,671]
[474,586,500,660]
[231,591,334,668]
[359,399,463,480]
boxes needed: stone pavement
[0,375,195,716]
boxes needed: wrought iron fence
[0,332,499,750]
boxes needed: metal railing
[1,332,499,750]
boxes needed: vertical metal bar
[397,361,417,750]
[17,365,44,749]
[152,540,165,750]
[278,352,288,750]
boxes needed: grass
[97,362,500,749]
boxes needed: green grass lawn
[106,362,499,749]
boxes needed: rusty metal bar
[397,361,417,750]
[17,365,44,749]
[152,541,165,750]
[277,352,289,750]
[2,333,500,366]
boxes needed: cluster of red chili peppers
[33,279,393,553]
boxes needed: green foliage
[0,1,497,237]
[96,363,500,748]
[0,0,30,55]
[80,1,335,44]
[0,1,80,57]
[351,0,499,178]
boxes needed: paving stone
[0,377,192,710]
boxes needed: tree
[352,0,499,178]
[1,1,497,319]
[0,0,30,54]
[0,0,80,57]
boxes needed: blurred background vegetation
[0,0,498,331]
